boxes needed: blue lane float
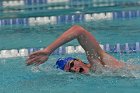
[1,0,140,9]
[0,18,28,26]
[57,14,84,24]
[24,0,47,5]
[104,42,140,53]
[113,10,140,19]
[1,0,140,10]
[0,42,139,58]
[1,10,140,27]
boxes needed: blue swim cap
[55,57,75,70]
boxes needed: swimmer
[26,25,137,74]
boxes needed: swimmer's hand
[26,50,50,66]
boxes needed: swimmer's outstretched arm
[46,25,104,55]
[27,25,104,65]
[26,25,124,68]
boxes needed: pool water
[0,53,140,93]
[0,17,140,49]
[0,12,140,93]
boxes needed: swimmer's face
[64,59,90,74]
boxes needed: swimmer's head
[56,57,75,70]
[55,57,90,74]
